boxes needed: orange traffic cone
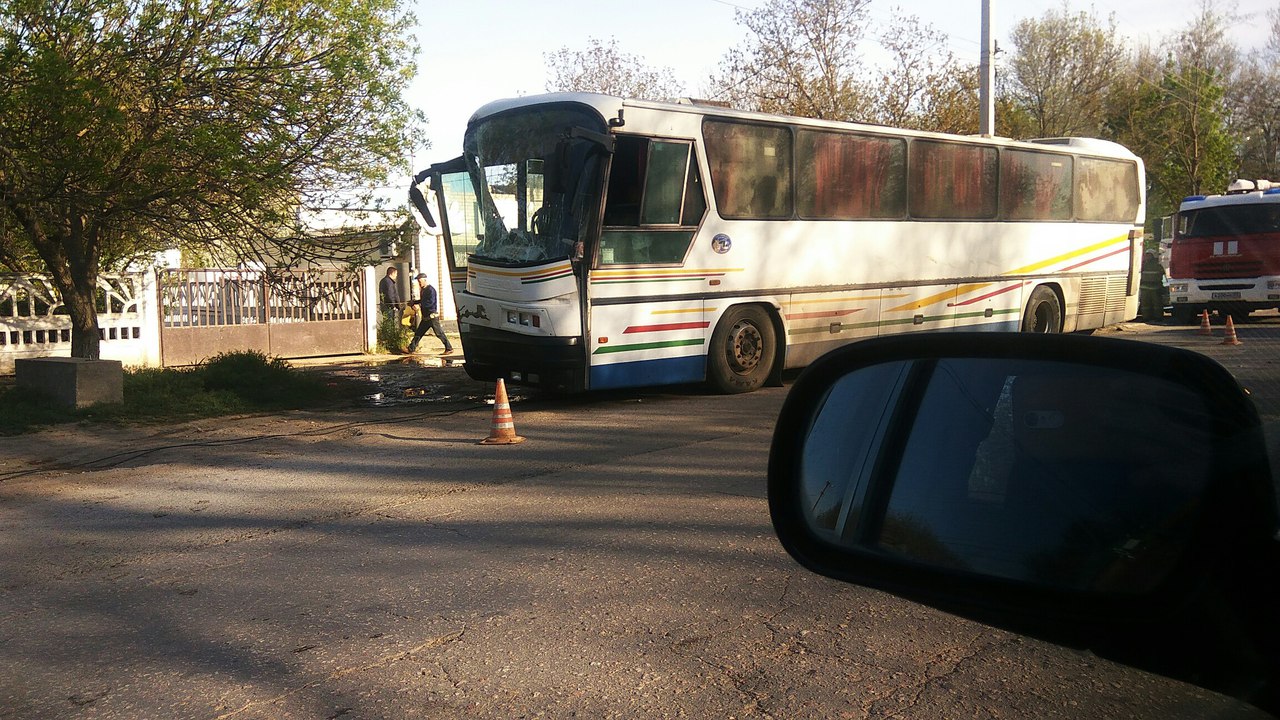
[1198,309,1213,336]
[479,378,525,445]
[1221,315,1242,346]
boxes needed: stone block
[15,357,124,409]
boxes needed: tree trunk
[63,270,102,360]
[26,210,103,359]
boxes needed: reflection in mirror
[803,358,1215,595]
[800,361,910,539]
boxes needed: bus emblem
[712,234,732,254]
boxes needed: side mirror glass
[799,355,1215,595]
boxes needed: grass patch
[0,351,344,435]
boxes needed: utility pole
[979,0,995,136]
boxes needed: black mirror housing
[768,333,1279,711]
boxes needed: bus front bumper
[459,324,586,393]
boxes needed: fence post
[362,266,377,353]
[141,269,163,368]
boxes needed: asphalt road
[0,326,1275,719]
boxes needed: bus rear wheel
[708,305,776,394]
[1021,286,1062,334]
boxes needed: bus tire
[1021,286,1062,334]
[708,305,776,394]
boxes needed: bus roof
[466,93,1141,161]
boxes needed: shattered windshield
[463,107,609,264]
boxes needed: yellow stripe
[472,262,573,278]
[592,267,744,278]
[1003,233,1129,276]
[887,282,991,313]
[885,234,1130,313]
[796,293,908,305]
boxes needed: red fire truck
[1168,179,1280,323]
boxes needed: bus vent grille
[1106,276,1128,312]
[1078,276,1129,315]
[1079,278,1107,314]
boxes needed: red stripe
[949,282,1026,307]
[785,308,862,320]
[623,321,711,334]
[1060,247,1130,272]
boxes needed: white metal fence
[0,273,160,374]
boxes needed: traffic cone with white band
[479,378,525,445]
[1221,315,1242,346]
[1198,310,1213,336]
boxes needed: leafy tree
[544,37,685,100]
[0,0,420,359]
[1004,5,1126,138]
[706,0,872,121]
[1108,29,1236,221]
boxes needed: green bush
[199,350,325,406]
[377,308,412,354]
[0,351,337,435]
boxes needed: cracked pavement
[0,365,1271,719]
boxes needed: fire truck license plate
[1211,291,1242,300]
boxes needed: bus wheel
[1021,286,1062,334]
[708,306,776,394]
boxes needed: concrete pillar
[16,357,123,409]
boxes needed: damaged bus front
[411,98,615,392]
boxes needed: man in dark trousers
[407,273,454,354]
[379,266,402,327]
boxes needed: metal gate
[159,268,364,366]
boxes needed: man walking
[407,273,454,354]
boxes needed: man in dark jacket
[407,273,454,354]
[379,267,401,327]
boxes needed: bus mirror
[768,333,1279,708]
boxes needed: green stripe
[956,308,1020,320]
[789,308,1020,336]
[593,338,706,355]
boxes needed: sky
[404,0,1276,178]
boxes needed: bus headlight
[1267,280,1280,290]
[1168,282,1189,293]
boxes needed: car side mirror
[767,333,1279,713]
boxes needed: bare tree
[871,11,978,133]
[706,0,872,121]
[544,37,685,101]
[1230,4,1280,179]
[1005,5,1127,138]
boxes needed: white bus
[411,93,1145,393]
